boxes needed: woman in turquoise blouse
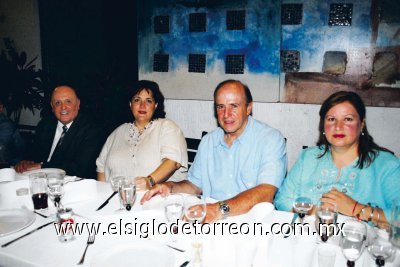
[275,91,400,225]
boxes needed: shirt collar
[213,115,254,147]
[57,121,73,130]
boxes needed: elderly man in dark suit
[15,85,104,179]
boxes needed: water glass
[315,202,338,242]
[390,199,400,248]
[46,172,65,207]
[368,232,395,267]
[110,176,125,192]
[164,193,184,223]
[293,196,313,223]
[118,177,136,211]
[340,219,367,267]
[184,195,206,224]
[29,172,48,210]
[318,244,336,267]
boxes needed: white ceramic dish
[0,208,36,237]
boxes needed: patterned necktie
[57,125,68,147]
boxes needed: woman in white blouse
[96,80,188,189]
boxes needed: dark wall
[38,0,137,134]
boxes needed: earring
[361,132,364,136]
[323,132,325,135]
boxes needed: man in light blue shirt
[142,80,287,222]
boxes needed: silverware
[180,261,190,267]
[1,221,55,247]
[34,211,48,218]
[284,213,298,238]
[166,244,185,252]
[64,177,84,184]
[77,233,96,265]
[96,191,118,211]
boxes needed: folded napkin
[0,168,16,183]
[62,179,97,205]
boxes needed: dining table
[0,168,399,267]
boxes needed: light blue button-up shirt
[188,116,287,200]
[275,146,400,221]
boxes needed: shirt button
[229,174,233,178]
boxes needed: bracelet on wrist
[351,201,358,217]
[356,204,367,221]
[368,203,374,222]
[146,175,156,188]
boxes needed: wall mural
[138,0,400,107]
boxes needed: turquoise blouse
[275,146,400,221]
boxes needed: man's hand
[203,203,223,223]
[15,160,40,173]
[140,183,172,204]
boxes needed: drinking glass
[390,198,400,248]
[110,176,125,192]
[293,196,313,223]
[340,219,367,267]
[46,172,65,208]
[118,177,136,211]
[318,244,336,267]
[315,202,338,242]
[184,195,206,224]
[368,234,395,266]
[164,193,184,241]
[29,172,48,210]
[165,193,184,222]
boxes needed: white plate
[91,241,175,267]
[22,168,66,176]
[0,208,36,236]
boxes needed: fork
[77,234,95,265]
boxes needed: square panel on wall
[328,3,353,26]
[189,13,207,32]
[153,54,169,72]
[281,4,303,25]
[226,10,246,30]
[225,55,245,74]
[280,50,300,72]
[188,54,206,73]
[154,15,170,33]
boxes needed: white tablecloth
[0,178,399,267]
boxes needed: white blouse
[96,118,188,182]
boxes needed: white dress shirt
[47,121,73,162]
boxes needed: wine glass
[340,219,367,267]
[110,176,125,210]
[164,193,184,241]
[368,233,395,266]
[118,177,136,211]
[46,172,65,208]
[315,202,338,242]
[293,196,313,223]
[390,199,400,248]
[184,195,206,224]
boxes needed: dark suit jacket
[32,113,105,179]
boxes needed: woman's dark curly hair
[317,91,392,169]
[127,80,166,120]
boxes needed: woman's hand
[320,188,356,216]
[140,183,172,204]
[134,176,150,191]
